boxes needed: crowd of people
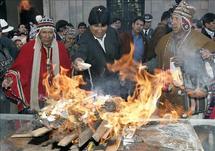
[0,0,215,121]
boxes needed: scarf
[30,35,59,110]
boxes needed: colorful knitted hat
[173,0,195,20]
[36,16,55,30]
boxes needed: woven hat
[0,19,14,33]
[173,0,195,19]
[36,16,55,30]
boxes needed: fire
[43,67,89,100]
[102,43,174,137]
[41,43,186,149]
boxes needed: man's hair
[161,11,171,21]
[68,23,74,28]
[132,16,144,24]
[78,22,87,28]
[18,23,26,29]
[88,5,110,26]
[55,20,68,32]
[110,17,121,24]
[202,13,215,26]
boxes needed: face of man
[78,26,87,34]
[58,26,69,39]
[90,24,107,39]
[205,20,215,32]
[143,21,151,30]
[132,19,144,35]
[39,28,54,48]
[112,20,121,30]
[19,24,27,34]
[64,34,76,48]
[15,40,24,49]
[172,15,182,33]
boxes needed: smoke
[92,76,134,99]
[176,45,211,89]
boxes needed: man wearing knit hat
[155,0,215,118]
[2,16,71,113]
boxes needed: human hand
[73,58,91,71]
[200,48,213,60]
[187,88,207,99]
[173,79,184,89]
[2,77,13,90]
[171,57,184,68]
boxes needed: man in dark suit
[73,5,122,96]
[143,14,154,42]
[201,13,215,41]
[55,20,69,41]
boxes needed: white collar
[205,28,214,38]
[93,33,106,41]
[93,34,107,53]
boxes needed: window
[107,0,145,31]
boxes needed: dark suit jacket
[201,28,215,40]
[75,27,122,78]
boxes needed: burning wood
[70,144,79,151]
[57,133,78,147]
[11,133,32,138]
[10,44,195,150]
[92,121,110,143]
[78,127,93,147]
[31,127,52,137]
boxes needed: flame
[43,67,89,100]
[102,43,176,137]
[42,42,189,149]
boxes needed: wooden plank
[70,144,79,151]
[78,128,93,147]
[92,121,110,142]
[31,127,52,137]
[11,133,32,138]
[105,137,121,151]
[57,133,78,147]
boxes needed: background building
[2,0,215,30]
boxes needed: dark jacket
[0,38,16,113]
[148,22,172,60]
[74,27,122,94]
[201,27,215,40]
[0,37,19,59]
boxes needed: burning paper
[39,43,186,150]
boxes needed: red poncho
[5,39,71,111]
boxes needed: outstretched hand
[186,88,207,99]
[2,77,13,90]
[200,48,213,60]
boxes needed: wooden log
[11,133,32,138]
[102,128,112,140]
[78,127,93,147]
[57,133,78,147]
[92,121,110,142]
[105,137,121,151]
[70,144,79,151]
[31,127,52,137]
